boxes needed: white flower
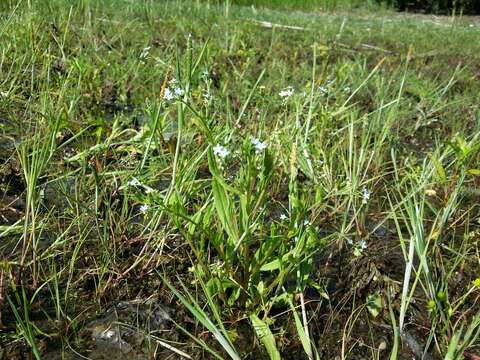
[140,46,151,59]
[279,86,294,98]
[213,144,229,159]
[203,91,212,104]
[362,187,370,203]
[139,204,149,213]
[425,189,437,196]
[128,177,141,187]
[102,330,116,340]
[163,88,174,101]
[174,87,185,96]
[251,137,267,152]
[0,91,8,97]
[280,213,288,221]
[359,240,367,250]
[169,78,178,85]
[318,86,328,94]
[303,219,310,226]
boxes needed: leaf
[366,293,383,319]
[211,178,238,245]
[467,169,480,176]
[260,259,281,272]
[431,156,446,184]
[250,314,281,360]
[288,297,314,359]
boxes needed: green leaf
[431,156,446,184]
[467,169,480,176]
[260,259,281,272]
[211,178,238,245]
[250,314,281,360]
[366,293,383,319]
[288,297,314,359]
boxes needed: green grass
[1,0,480,359]
[212,0,382,11]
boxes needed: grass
[1,0,480,358]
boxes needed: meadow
[1,0,480,359]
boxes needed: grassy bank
[1,0,480,359]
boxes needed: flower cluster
[140,46,151,60]
[213,144,229,160]
[163,78,185,101]
[279,86,294,99]
[251,137,267,152]
[362,187,370,203]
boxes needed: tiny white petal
[213,144,229,159]
[280,213,288,221]
[163,88,174,101]
[139,204,149,213]
[359,240,367,250]
[318,86,328,94]
[251,137,267,152]
[102,330,116,339]
[362,187,370,202]
[128,177,141,187]
[174,87,184,96]
[279,86,294,98]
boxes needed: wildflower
[279,86,294,98]
[318,86,328,94]
[280,213,288,221]
[139,204,149,213]
[359,239,367,250]
[174,87,185,96]
[0,91,7,97]
[362,187,370,203]
[213,144,229,159]
[425,189,437,197]
[163,88,174,101]
[251,137,267,152]
[203,91,212,104]
[303,219,310,226]
[140,46,151,59]
[128,177,141,187]
[102,330,116,340]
